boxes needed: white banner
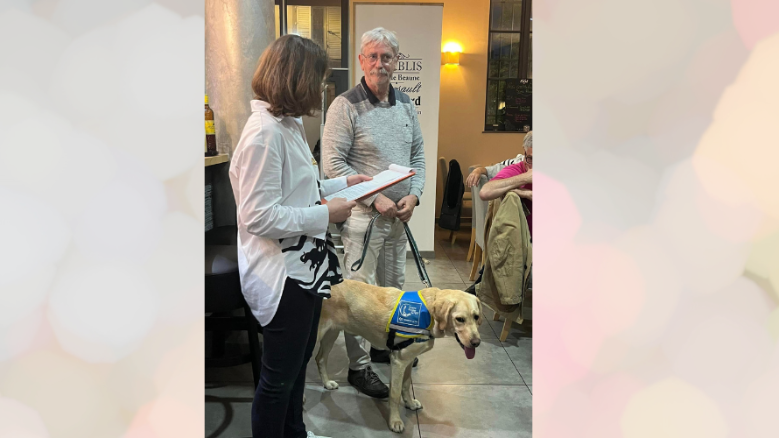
[354,3,443,254]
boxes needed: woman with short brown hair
[229,35,371,438]
[252,34,330,118]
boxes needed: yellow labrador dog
[314,279,483,433]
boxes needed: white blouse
[229,100,347,326]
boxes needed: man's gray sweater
[322,77,425,206]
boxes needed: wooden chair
[466,167,489,280]
[205,226,263,389]
[492,305,523,342]
[476,196,532,342]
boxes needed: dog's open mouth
[455,333,476,360]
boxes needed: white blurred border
[0,1,204,435]
[536,0,779,436]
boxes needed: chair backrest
[467,166,477,230]
[444,159,464,207]
[205,243,243,312]
[438,159,464,231]
[470,173,490,249]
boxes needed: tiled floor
[206,227,532,438]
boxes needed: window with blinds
[484,0,532,132]
[275,5,342,69]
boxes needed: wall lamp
[442,42,462,65]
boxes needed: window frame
[275,0,349,69]
[484,0,532,132]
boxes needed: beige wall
[302,115,322,152]
[350,0,527,218]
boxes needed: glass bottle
[205,95,218,157]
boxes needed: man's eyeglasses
[361,53,397,64]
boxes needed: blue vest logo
[397,301,422,326]
[388,291,433,339]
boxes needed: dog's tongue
[464,347,476,359]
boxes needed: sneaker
[347,366,389,399]
[370,347,419,367]
[306,432,331,438]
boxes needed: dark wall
[205,162,237,229]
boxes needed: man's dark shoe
[370,347,419,367]
[347,366,389,399]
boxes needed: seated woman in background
[229,35,371,438]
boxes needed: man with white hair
[323,27,426,399]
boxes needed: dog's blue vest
[386,291,434,346]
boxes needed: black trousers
[252,278,322,438]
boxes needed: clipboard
[323,164,416,203]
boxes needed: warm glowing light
[443,52,460,65]
[442,42,463,53]
[442,42,463,65]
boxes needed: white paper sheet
[324,165,414,202]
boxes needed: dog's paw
[404,399,423,411]
[388,418,405,433]
[324,380,339,390]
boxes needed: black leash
[350,212,380,272]
[349,213,434,351]
[403,220,431,288]
[350,213,432,289]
